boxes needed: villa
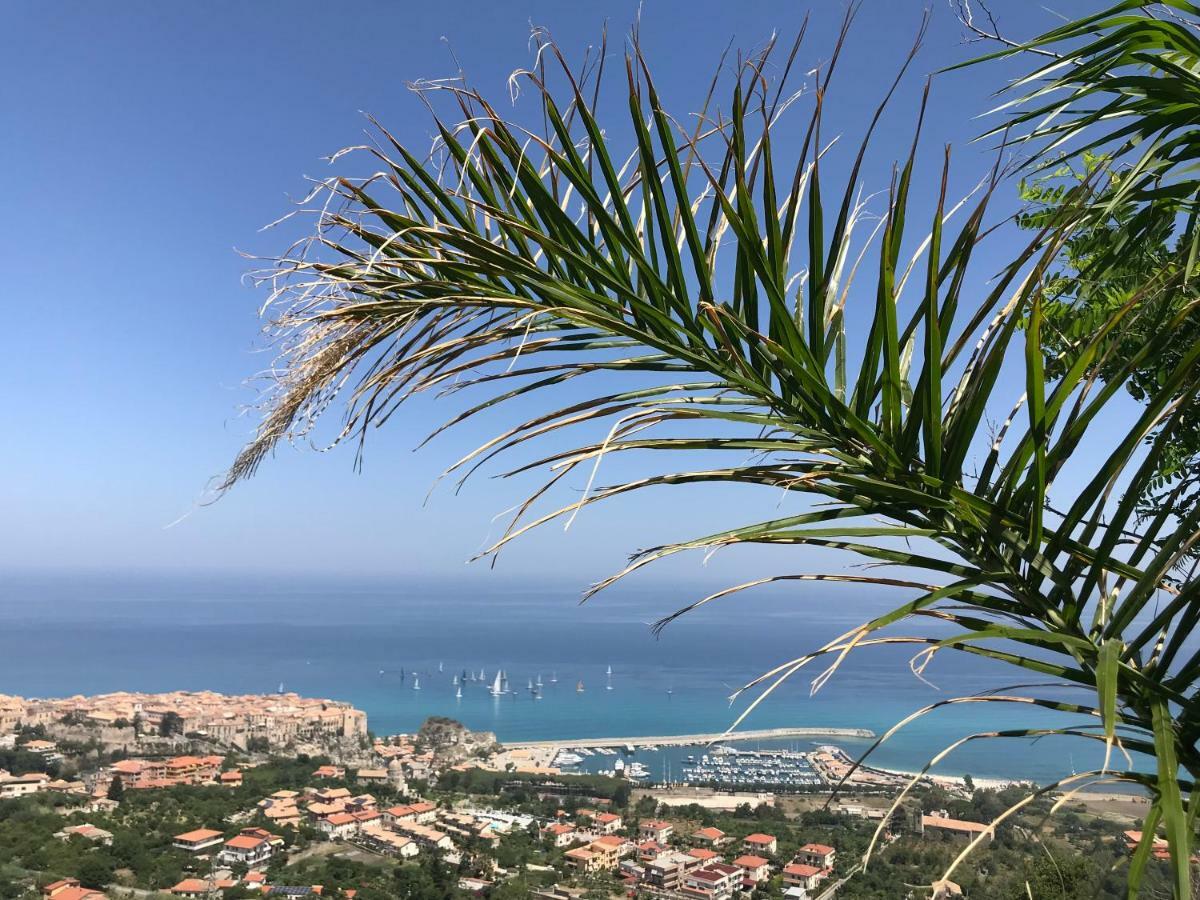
[691,827,727,846]
[639,819,674,842]
[782,863,825,892]
[172,828,225,853]
[732,854,771,884]
[742,833,778,855]
[795,842,836,871]
[217,827,283,866]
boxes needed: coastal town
[0,691,1165,899]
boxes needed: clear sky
[2,1,1097,586]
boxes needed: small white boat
[413,676,421,691]
[490,671,504,696]
[455,685,462,699]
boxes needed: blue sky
[1,1,1097,586]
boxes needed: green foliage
[225,9,1200,895]
[158,711,184,737]
[1017,157,1200,559]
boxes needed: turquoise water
[0,572,1135,786]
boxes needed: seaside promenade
[503,726,874,750]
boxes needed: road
[815,863,863,899]
[503,727,875,750]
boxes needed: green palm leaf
[226,18,1199,893]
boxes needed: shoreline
[501,726,875,750]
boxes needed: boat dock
[503,726,874,751]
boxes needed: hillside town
[0,694,1170,899]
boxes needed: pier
[503,726,874,750]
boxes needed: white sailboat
[438,661,444,672]
[500,671,509,693]
[452,674,459,686]
[490,670,504,696]
[536,673,543,687]
[413,676,421,690]
[456,685,463,699]
[550,671,558,683]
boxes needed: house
[314,787,351,804]
[408,800,437,823]
[170,880,235,898]
[313,765,345,779]
[687,848,721,865]
[795,842,836,871]
[783,888,809,900]
[393,822,454,851]
[585,836,627,869]
[681,863,742,900]
[217,827,283,866]
[742,833,777,855]
[692,827,727,846]
[384,804,416,826]
[360,825,419,858]
[173,828,225,853]
[219,770,243,788]
[356,768,389,784]
[54,824,114,845]
[921,814,992,845]
[543,823,578,848]
[732,854,771,884]
[565,846,604,874]
[42,879,106,900]
[318,812,360,840]
[0,770,50,798]
[782,863,825,892]
[642,851,699,892]
[639,819,674,842]
[593,812,623,834]
[1124,830,1170,858]
[638,840,666,861]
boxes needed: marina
[551,741,825,789]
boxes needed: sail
[490,671,503,695]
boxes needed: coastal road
[503,726,874,750]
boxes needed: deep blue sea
[0,571,1141,786]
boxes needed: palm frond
[227,19,1200,892]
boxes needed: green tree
[106,774,124,802]
[158,711,183,737]
[224,12,1200,895]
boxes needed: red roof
[784,863,821,877]
[225,834,267,850]
[744,833,775,844]
[175,828,223,843]
[733,855,769,869]
[799,842,835,855]
[688,848,720,861]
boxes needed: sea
[0,571,1147,788]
